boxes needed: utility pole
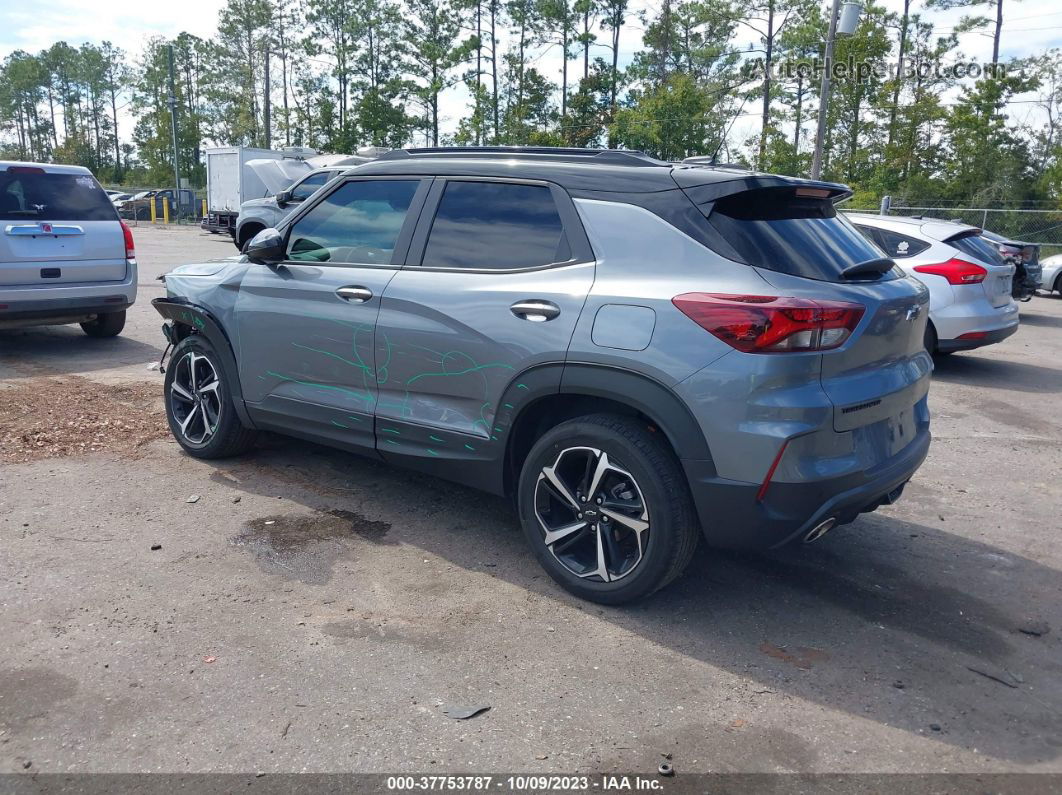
[810,0,840,180]
[810,0,862,179]
[263,48,271,149]
[167,44,181,222]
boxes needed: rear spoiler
[672,172,853,209]
[942,227,983,243]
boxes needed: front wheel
[517,414,700,605]
[164,335,257,458]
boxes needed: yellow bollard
[201,198,207,219]
[162,198,170,224]
[149,198,156,223]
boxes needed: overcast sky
[1,0,1060,150]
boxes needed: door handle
[336,286,373,303]
[510,300,560,322]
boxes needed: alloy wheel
[169,352,222,445]
[533,446,650,582]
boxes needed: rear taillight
[672,293,866,353]
[913,258,986,285]
[121,220,135,260]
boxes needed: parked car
[117,189,196,220]
[978,229,1041,301]
[233,166,348,250]
[109,191,133,206]
[116,190,157,220]
[155,146,932,604]
[849,213,1018,354]
[1040,252,1062,296]
[0,161,136,337]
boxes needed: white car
[0,161,136,337]
[849,213,1018,354]
[1040,253,1062,296]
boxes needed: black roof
[348,146,851,199]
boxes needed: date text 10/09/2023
[385,775,666,791]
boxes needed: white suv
[850,213,1018,354]
[0,161,136,337]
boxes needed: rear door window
[420,181,570,270]
[706,188,889,281]
[0,170,117,221]
[857,226,930,259]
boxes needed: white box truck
[201,146,316,237]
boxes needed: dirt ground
[1,224,1061,779]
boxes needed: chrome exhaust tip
[803,518,837,544]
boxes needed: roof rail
[377,146,664,167]
[681,156,750,170]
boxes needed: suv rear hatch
[0,166,127,286]
[676,175,931,438]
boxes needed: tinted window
[0,170,117,221]
[706,188,889,281]
[421,181,570,270]
[290,172,332,201]
[950,234,1007,266]
[867,227,930,259]
[286,179,419,264]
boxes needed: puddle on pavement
[231,509,392,584]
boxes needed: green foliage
[0,0,1057,211]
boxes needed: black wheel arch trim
[557,363,713,462]
[497,361,715,497]
[151,297,256,428]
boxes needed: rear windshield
[0,170,117,221]
[706,188,889,281]
[950,233,1007,267]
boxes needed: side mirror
[275,189,293,206]
[243,227,286,263]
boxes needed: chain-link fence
[842,202,1062,258]
[101,184,208,228]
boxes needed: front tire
[81,310,126,338]
[164,335,257,459]
[517,414,699,605]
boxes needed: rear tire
[164,335,257,459]
[517,414,699,605]
[923,321,937,355]
[80,310,126,338]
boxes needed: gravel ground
[1,224,1061,777]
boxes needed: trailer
[201,146,316,237]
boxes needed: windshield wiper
[841,257,895,280]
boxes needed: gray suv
[154,147,932,604]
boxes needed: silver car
[155,147,932,604]
[0,161,136,337]
[849,213,1019,354]
[233,166,348,250]
[1040,253,1062,296]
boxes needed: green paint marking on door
[426,449,440,457]
[380,428,401,435]
[330,420,349,429]
[429,435,445,443]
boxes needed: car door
[374,177,595,471]
[235,176,429,451]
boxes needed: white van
[0,161,136,337]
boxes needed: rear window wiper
[841,257,895,280]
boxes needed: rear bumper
[0,265,137,326]
[936,322,1017,353]
[682,425,931,550]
